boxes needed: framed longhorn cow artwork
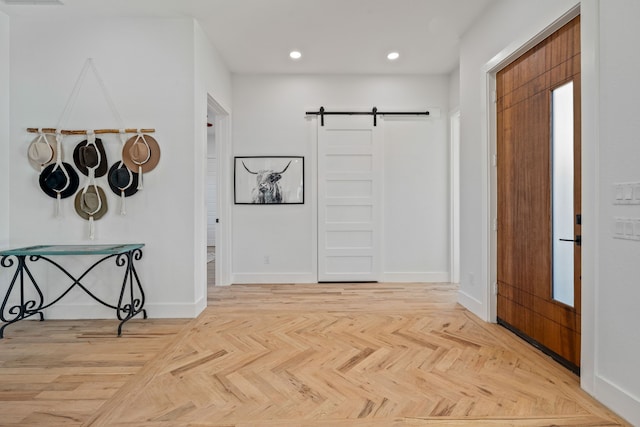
[234,156,304,204]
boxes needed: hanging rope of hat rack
[26,128,155,135]
[25,58,156,138]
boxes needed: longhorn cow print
[242,161,292,204]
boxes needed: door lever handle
[559,235,581,246]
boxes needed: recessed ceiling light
[387,52,400,61]
[289,51,302,60]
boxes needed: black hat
[73,138,108,177]
[107,161,139,197]
[38,162,80,199]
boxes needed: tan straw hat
[28,133,59,171]
[122,134,160,174]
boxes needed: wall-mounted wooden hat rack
[27,128,155,135]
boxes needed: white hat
[27,133,59,171]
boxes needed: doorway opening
[450,109,461,284]
[204,94,231,295]
[206,107,217,288]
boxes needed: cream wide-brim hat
[28,134,60,172]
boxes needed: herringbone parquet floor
[0,283,630,426]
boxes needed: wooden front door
[497,16,581,372]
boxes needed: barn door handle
[559,235,581,246]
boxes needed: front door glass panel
[551,81,575,307]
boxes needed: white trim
[486,72,497,323]
[43,305,117,319]
[457,289,485,320]
[578,0,599,397]
[595,375,639,426]
[194,294,207,315]
[232,273,317,285]
[0,12,8,250]
[43,302,203,319]
[207,95,232,287]
[449,110,461,284]
[377,118,385,282]
[127,301,205,318]
[479,65,492,322]
[309,115,319,282]
[482,6,581,73]
[382,272,450,283]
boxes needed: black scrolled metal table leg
[115,249,147,336]
[0,255,46,338]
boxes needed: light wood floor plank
[0,319,189,426]
[85,283,628,426]
[0,283,630,426]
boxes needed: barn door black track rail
[305,106,430,126]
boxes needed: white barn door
[318,115,382,282]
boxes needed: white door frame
[480,3,604,396]
[208,94,231,286]
[482,4,581,322]
[450,109,461,284]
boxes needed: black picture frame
[234,156,304,204]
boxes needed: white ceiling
[0,0,497,74]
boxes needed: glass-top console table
[0,244,147,338]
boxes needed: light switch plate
[614,217,640,241]
[613,182,640,205]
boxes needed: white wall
[7,16,230,319]
[459,0,640,424]
[231,74,449,283]
[595,0,640,422]
[193,20,232,305]
[382,119,449,281]
[0,11,8,250]
[448,66,460,111]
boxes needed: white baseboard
[232,272,451,284]
[43,304,119,319]
[382,272,450,283]
[232,273,317,284]
[457,289,487,321]
[595,375,639,426]
[194,295,207,317]
[42,302,201,319]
